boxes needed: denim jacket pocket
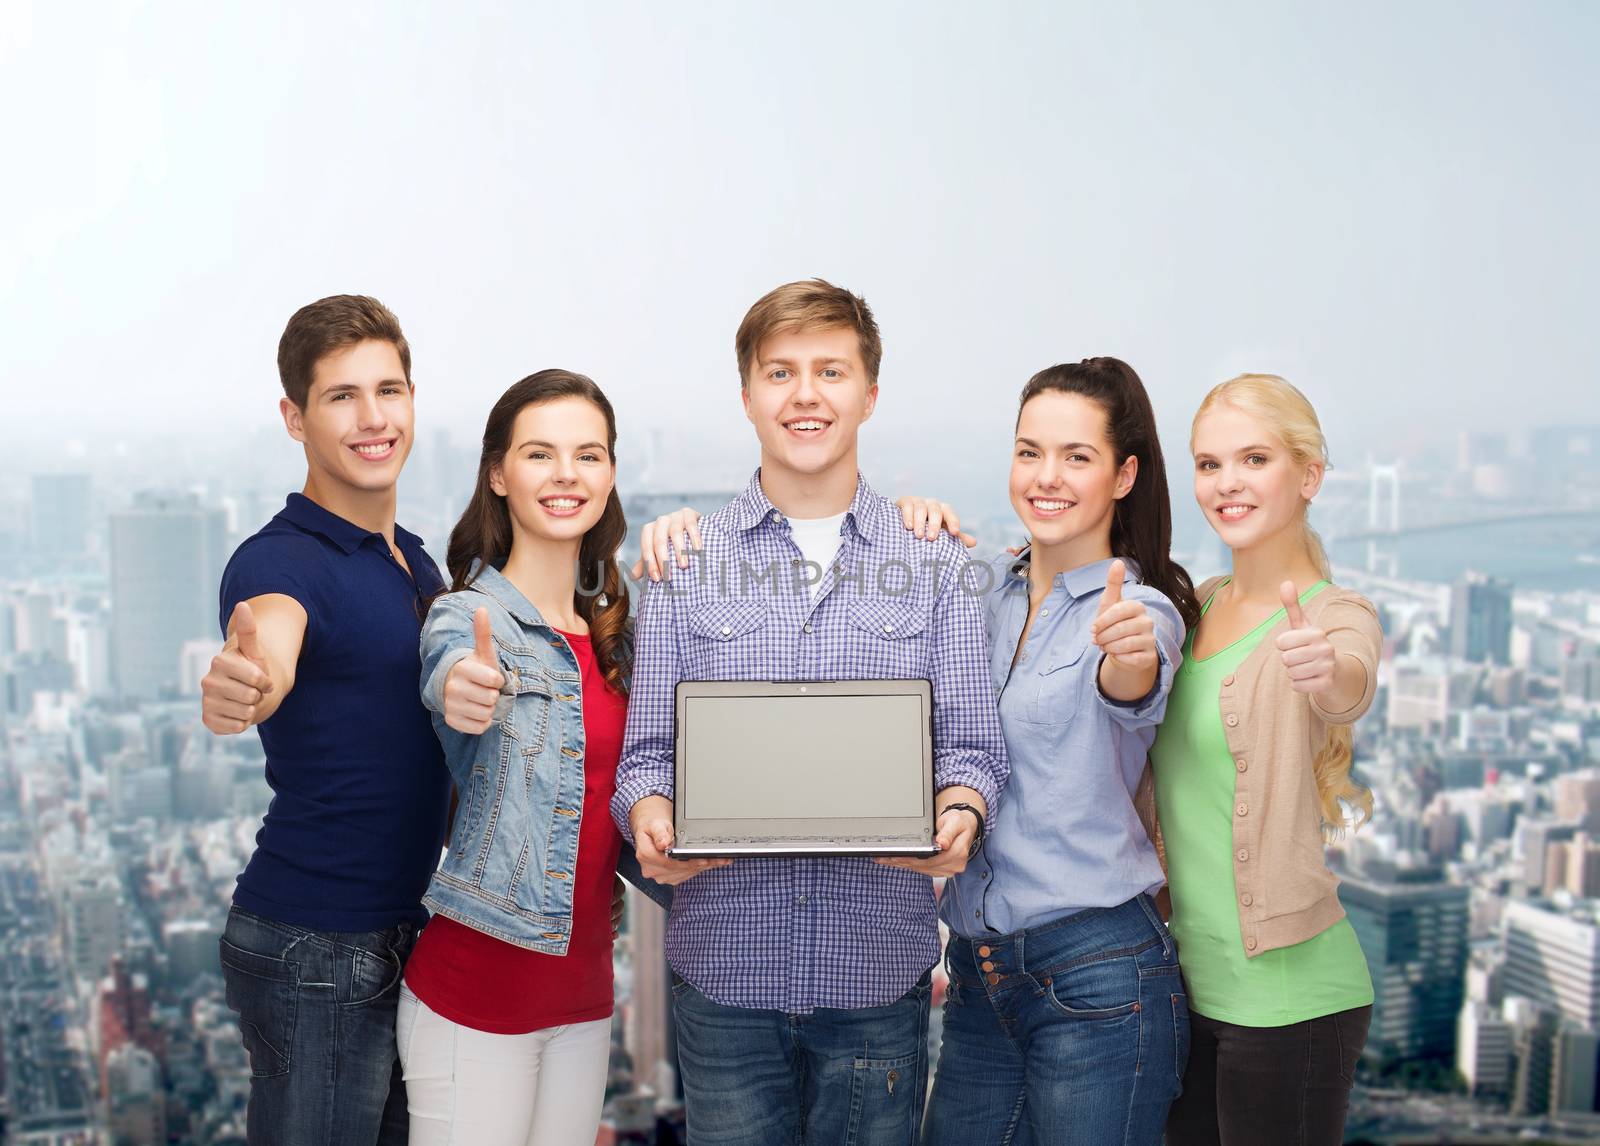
[454,764,491,862]
[505,654,554,755]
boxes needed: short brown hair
[277,294,411,408]
[735,279,883,389]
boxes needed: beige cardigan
[1136,576,1382,958]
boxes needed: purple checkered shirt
[612,471,1007,1013]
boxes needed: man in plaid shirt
[613,279,1008,1143]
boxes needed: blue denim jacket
[419,562,668,955]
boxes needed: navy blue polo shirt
[219,493,450,931]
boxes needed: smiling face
[741,325,877,484]
[1190,401,1323,552]
[282,339,414,498]
[490,396,615,549]
[1009,390,1136,559]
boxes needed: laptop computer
[666,678,938,859]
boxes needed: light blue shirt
[941,551,1185,938]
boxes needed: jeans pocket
[346,941,403,1007]
[1041,954,1141,1021]
[847,1050,922,1145]
[219,938,298,1078]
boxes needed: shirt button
[1236,759,1247,773]
[1039,608,1049,617]
[1246,937,1258,951]
[1236,804,1248,816]
[1240,893,1253,906]
[796,894,808,905]
[720,625,732,636]
[1237,849,1248,862]
[771,510,783,522]
[883,623,895,633]
[1225,714,1240,727]
[803,623,813,634]
[974,911,982,920]
[1223,674,1235,686]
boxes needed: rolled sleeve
[929,553,1009,830]
[1095,588,1184,730]
[612,579,683,844]
[1311,595,1382,725]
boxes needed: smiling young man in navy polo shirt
[200,295,450,1145]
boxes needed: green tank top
[1150,580,1373,1027]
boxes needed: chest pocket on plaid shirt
[686,599,769,674]
[846,599,930,676]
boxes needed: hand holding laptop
[630,795,733,885]
[875,787,985,877]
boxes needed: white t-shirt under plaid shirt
[611,471,1008,1013]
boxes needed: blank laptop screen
[681,693,926,820]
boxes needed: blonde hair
[1193,373,1372,835]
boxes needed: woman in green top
[1156,374,1379,1146]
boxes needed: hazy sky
[3,1,1596,492]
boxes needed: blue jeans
[671,969,933,1145]
[220,906,417,1145]
[923,895,1189,1146]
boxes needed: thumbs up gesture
[1089,559,1158,671]
[443,608,508,734]
[1274,581,1336,695]
[201,601,276,734]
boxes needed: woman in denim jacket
[397,370,672,1145]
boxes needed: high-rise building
[66,871,123,987]
[626,889,676,1098]
[30,472,92,557]
[1508,999,1559,1118]
[163,919,223,981]
[1450,571,1513,666]
[1503,898,1600,1030]
[105,1043,166,1146]
[1557,772,1600,831]
[109,491,227,699]
[1342,866,1470,1065]
[1458,1000,1512,1098]
[1520,819,1580,892]
[1553,1024,1600,1114]
[1545,834,1600,898]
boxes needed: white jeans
[396,984,611,1145]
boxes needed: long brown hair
[444,370,632,695]
[1017,358,1201,634]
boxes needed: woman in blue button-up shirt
[901,358,1203,1145]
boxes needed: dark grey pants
[1165,1005,1371,1146]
